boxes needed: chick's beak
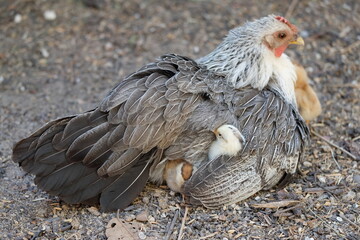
[289,36,304,46]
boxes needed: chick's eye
[218,133,222,137]
[278,32,287,39]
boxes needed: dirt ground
[1,0,359,239]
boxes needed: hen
[13,15,309,211]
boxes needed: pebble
[336,216,343,222]
[44,10,57,21]
[142,196,149,204]
[317,175,327,183]
[124,214,135,222]
[41,48,49,58]
[353,174,360,184]
[87,206,101,216]
[14,14,22,23]
[300,30,309,38]
[303,161,312,167]
[0,76,4,84]
[71,218,80,229]
[342,191,356,201]
[138,231,146,239]
[158,198,168,209]
[148,215,155,223]
[136,211,148,222]
[105,42,113,50]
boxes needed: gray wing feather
[183,85,309,208]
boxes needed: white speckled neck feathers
[197,15,298,106]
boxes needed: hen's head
[262,16,303,57]
[198,15,304,103]
[227,15,304,58]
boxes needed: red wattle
[274,45,288,57]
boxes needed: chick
[163,124,245,193]
[208,124,245,161]
[294,63,322,123]
[163,159,193,193]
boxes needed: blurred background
[0,0,359,239]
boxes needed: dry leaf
[105,218,142,240]
[251,200,300,209]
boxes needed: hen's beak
[289,36,304,46]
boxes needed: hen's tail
[13,109,151,211]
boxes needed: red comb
[275,16,298,32]
[275,16,289,24]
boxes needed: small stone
[124,214,135,222]
[142,196,149,204]
[317,175,326,183]
[18,83,25,91]
[303,161,312,167]
[44,10,56,21]
[87,206,100,216]
[40,48,49,58]
[14,14,22,23]
[219,215,226,221]
[37,208,48,218]
[193,46,200,53]
[136,211,148,222]
[353,174,360,184]
[254,196,261,201]
[104,61,113,68]
[342,191,356,201]
[105,42,113,50]
[38,59,47,66]
[158,198,168,209]
[336,216,343,222]
[148,215,155,223]
[138,231,146,239]
[0,76,4,84]
[300,30,309,38]
[304,237,314,240]
[71,218,80,229]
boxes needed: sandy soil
[0,0,359,239]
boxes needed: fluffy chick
[164,124,245,193]
[208,124,245,161]
[163,159,193,193]
[294,63,322,122]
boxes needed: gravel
[1,0,359,239]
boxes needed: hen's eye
[278,32,287,39]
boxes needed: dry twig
[177,206,189,240]
[308,208,344,237]
[285,0,299,19]
[251,200,300,209]
[311,129,358,160]
[338,212,360,232]
[199,232,219,239]
[165,209,179,240]
[304,185,345,194]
